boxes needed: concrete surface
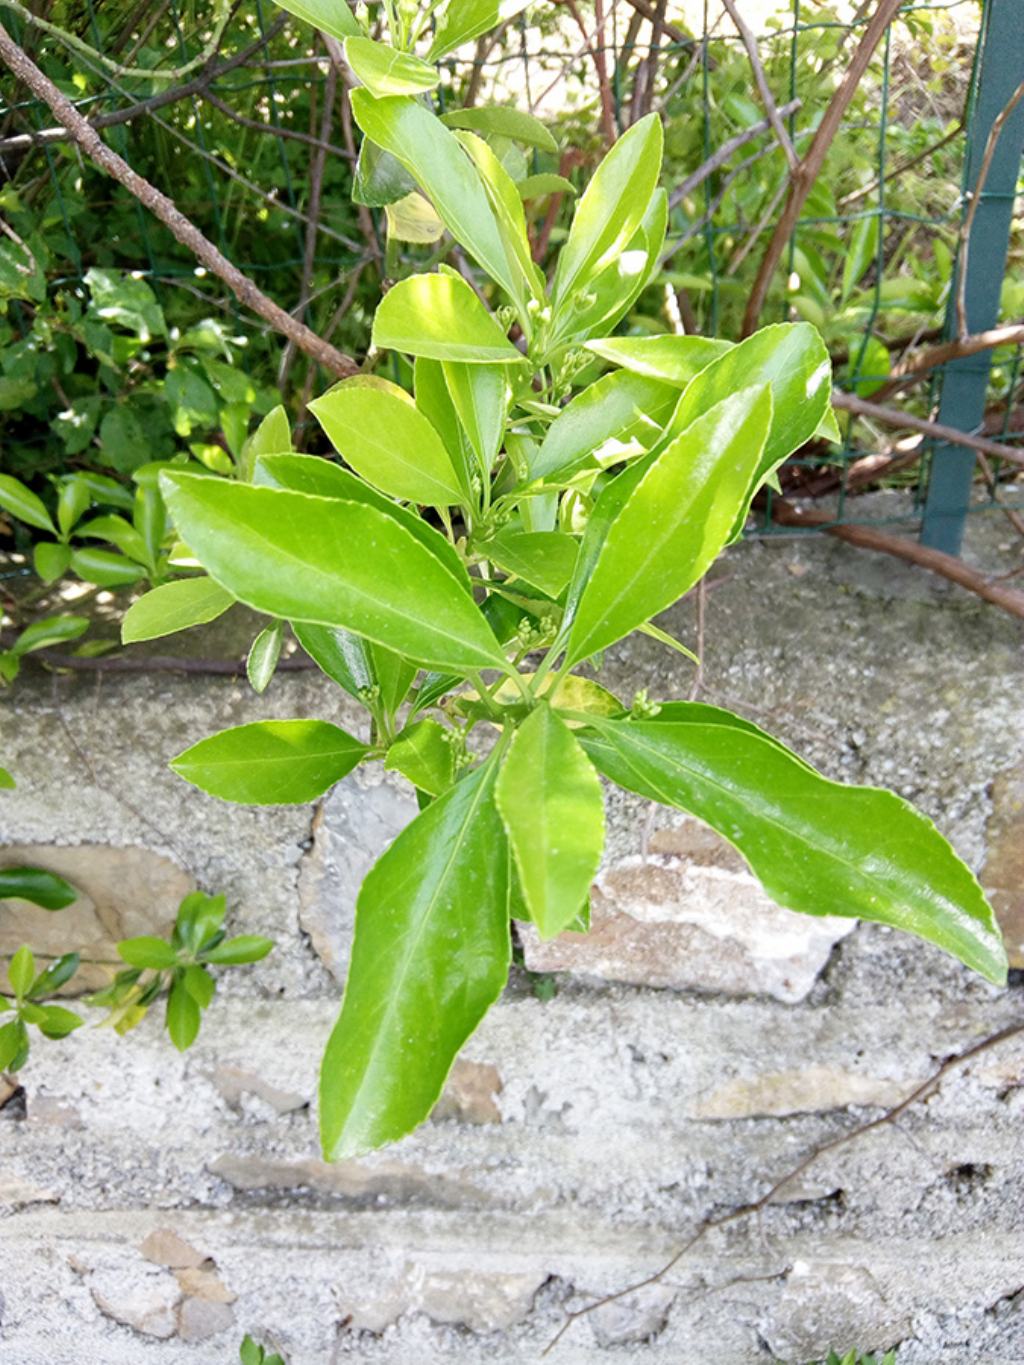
[1,515,1023,1364]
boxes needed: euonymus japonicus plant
[120,13,1007,1161]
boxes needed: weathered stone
[176,1295,235,1342]
[693,1064,912,1119]
[88,1263,180,1339]
[0,844,193,991]
[432,1059,503,1125]
[522,816,856,1003]
[589,1284,676,1347]
[761,1261,911,1363]
[26,1094,83,1128]
[174,1266,235,1304]
[0,1172,59,1209]
[298,772,417,982]
[212,1065,308,1116]
[140,1228,208,1270]
[347,1264,545,1334]
[982,762,1024,968]
[209,1154,489,1208]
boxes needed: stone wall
[1,525,1023,1364]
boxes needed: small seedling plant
[121,3,1006,1161]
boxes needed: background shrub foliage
[0,0,1013,1152]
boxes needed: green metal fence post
[919,0,1024,555]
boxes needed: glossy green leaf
[12,614,89,656]
[442,361,507,475]
[530,369,678,483]
[352,137,417,207]
[667,323,831,517]
[161,474,506,672]
[0,865,77,910]
[27,952,81,998]
[8,946,35,997]
[344,36,438,96]
[295,621,416,717]
[175,891,227,954]
[442,106,557,153]
[496,705,604,938]
[558,187,668,343]
[122,577,233,643]
[201,934,274,965]
[171,719,367,804]
[350,92,522,302]
[310,380,464,506]
[484,528,578,598]
[552,113,662,306]
[319,751,510,1158]
[0,472,55,534]
[564,386,772,665]
[372,272,523,365]
[75,514,150,566]
[70,546,148,587]
[182,963,215,1008]
[581,707,1007,985]
[247,404,292,463]
[57,476,91,536]
[271,0,360,39]
[32,542,72,585]
[586,334,731,387]
[247,619,283,694]
[0,1019,28,1071]
[166,976,201,1051]
[0,767,14,790]
[254,452,468,585]
[385,718,457,796]
[118,936,179,969]
[427,0,529,60]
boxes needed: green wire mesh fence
[0,0,1020,550]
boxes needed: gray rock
[589,1284,676,1346]
[762,1261,911,1363]
[87,1262,180,1339]
[176,1295,235,1342]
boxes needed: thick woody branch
[0,20,359,381]
[867,323,1024,404]
[832,390,1024,468]
[742,0,904,336]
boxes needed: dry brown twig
[742,0,904,335]
[869,323,1024,404]
[543,1019,1024,1354]
[0,20,359,380]
[719,0,797,170]
[832,390,1024,469]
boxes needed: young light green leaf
[552,113,663,306]
[182,963,215,1008]
[558,187,668,343]
[36,1004,84,1039]
[442,106,557,153]
[0,1019,28,1071]
[118,936,179,970]
[452,131,544,306]
[564,386,773,665]
[517,173,577,199]
[319,752,510,1158]
[581,707,1007,985]
[122,577,234,643]
[385,718,456,796]
[496,705,604,938]
[75,514,150,566]
[166,976,201,1051]
[385,191,445,244]
[483,528,578,598]
[28,952,81,998]
[586,334,731,386]
[372,272,524,364]
[246,619,284,694]
[0,472,56,534]
[442,361,507,475]
[842,213,881,304]
[171,719,367,805]
[270,0,360,39]
[8,945,35,998]
[254,452,468,585]
[161,474,507,672]
[247,404,292,461]
[530,368,678,483]
[0,767,14,790]
[343,36,438,96]
[201,935,274,965]
[310,380,465,506]
[427,0,529,59]
[33,542,72,584]
[70,546,148,587]
[350,92,522,303]
[0,866,77,910]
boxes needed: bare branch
[868,323,1024,404]
[720,0,797,170]
[0,20,358,380]
[742,0,904,336]
[832,390,1024,468]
